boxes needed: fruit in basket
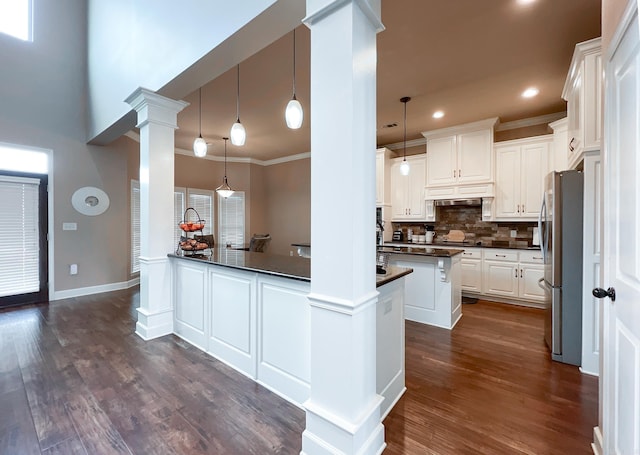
[179,223,188,231]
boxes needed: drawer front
[519,250,544,264]
[484,249,518,262]
[460,248,482,259]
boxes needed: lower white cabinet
[482,249,545,304]
[460,248,483,293]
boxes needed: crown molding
[381,137,426,151]
[495,112,566,132]
[125,130,309,167]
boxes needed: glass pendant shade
[216,176,234,198]
[230,120,246,146]
[285,97,303,129]
[193,135,207,157]
[400,159,410,176]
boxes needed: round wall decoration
[71,186,110,216]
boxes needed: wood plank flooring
[0,289,597,454]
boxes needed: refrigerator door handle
[538,277,549,291]
[538,196,547,262]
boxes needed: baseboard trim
[53,278,140,301]
[462,292,545,309]
[591,426,603,455]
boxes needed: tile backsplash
[392,206,536,248]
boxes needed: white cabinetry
[376,147,392,207]
[422,118,498,200]
[549,117,568,171]
[562,37,602,170]
[482,249,544,304]
[391,155,426,221]
[460,248,483,293]
[494,136,551,220]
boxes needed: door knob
[592,287,616,302]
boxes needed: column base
[301,395,385,455]
[135,307,174,340]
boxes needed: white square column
[303,1,385,454]
[125,88,188,340]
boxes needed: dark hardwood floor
[0,289,597,454]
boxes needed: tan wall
[262,158,311,256]
[248,163,268,236]
[494,124,553,142]
[602,0,629,50]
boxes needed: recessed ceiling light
[522,87,539,98]
[517,0,536,5]
[433,111,444,119]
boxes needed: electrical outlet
[510,230,517,238]
[289,251,293,256]
[70,264,78,275]
[62,222,77,231]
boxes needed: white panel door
[426,136,456,186]
[407,157,426,219]
[494,145,521,218]
[483,261,518,298]
[518,264,545,302]
[599,8,640,454]
[460,259,482,293]
[520,142,548,218]
[457,129,492,184]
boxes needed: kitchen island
[378,246,464,329]
[168,249,411,418]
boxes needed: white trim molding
[53,277,139,301]
[495,112,567,132]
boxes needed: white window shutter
[174,187,186,247]
[131,180,140,273]
[218,191,245,248]
[186,188,214,236]
[0,175,40,296]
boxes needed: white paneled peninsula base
[379,247,464,329]
[168,249,411,418]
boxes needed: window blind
[218,191,245,248]
[174,188,186,247]
[0,175,40,296]
[187,188,214,236]
[131,180,140,273]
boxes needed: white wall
[87,0,305,144]
[0,0,134,295]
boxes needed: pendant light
[230,65,246,146]
[216,137,234,198]
[193,87,207,157]
[399,96,411,176]
[285,29,303,129]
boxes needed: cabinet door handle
[496,254,506,258]
[458,169,461,178]
[453,169,457,178]
[514,268,518,278]
[569,137,576,152]
[520,269,523,278]
[522,204,525,213]
[463,252,472,255]
[517,205,520,213]
[532,256,542,260]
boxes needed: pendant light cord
[401,96,411,160]
[224,138,228,177]
[236,65,241,122]
[292,29,297,98]
[198,87,202,136]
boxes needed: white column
[125,88,188,340]
[303,1,384,454]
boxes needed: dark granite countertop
[169,249,411,288]
[383,241,541,251]
[291,243,311,248]
[378,246,464,257]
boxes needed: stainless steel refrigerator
[538,170,583,366]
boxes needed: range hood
[434,198,482,207]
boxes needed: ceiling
[174,0,601,161]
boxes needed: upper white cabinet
[494,135,551,220]
[562,37,602,169]
[376,147,393,207]
[422,118,498,200]
[390,155,426,221]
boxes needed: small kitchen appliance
[392,230,404,242]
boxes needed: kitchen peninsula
[378,246,464,329]
[168,249,411,418]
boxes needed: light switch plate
[510,230,517,238]
[63,222,77,231]
[70,264,78,275]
